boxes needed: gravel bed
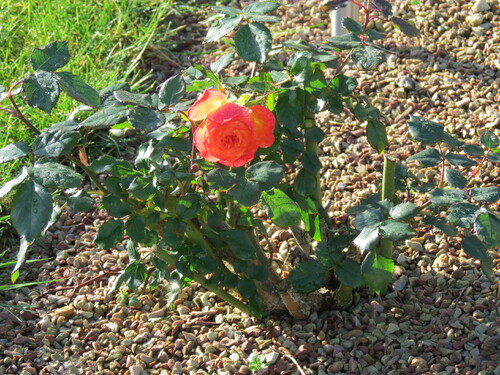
[1,0,499,374]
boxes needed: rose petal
[188,89,227,122]
[193,121,220,163]
[209,118,258,165]
[207,102,251,125]
[249,105,275,148]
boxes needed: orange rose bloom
[188,89,275,168]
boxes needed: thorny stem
[155,248,253,316]
[66,155,107,194]
[437,143,446,189]
[379,155,396,259]
[7,80,41,135]
[468,150,490,180]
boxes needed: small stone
[472,0,490,12]
[393,275,408,291]
[138,353,154,365]
[53,305,75,319]
[129,364,145,375]
[264,351,280,364]
[182,332,196,342]
[466,14,484,26]
[386,323,400,335]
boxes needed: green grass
[0,0,177,184]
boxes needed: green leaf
[210,53,235,74]
[79,105,129,129]
[235,23,272,63]
[158,75,186,109]
[95,220,124,249]
[32,130,79,157]
[229,177,262,206]
[449,203,478,229]
[294,169,317,197]
[176,194,204,220]
[276,89,305,130]
[429,188,468,206]
[316,235,350,267]
[68,190,94,211]
[22,71,60,113]
[327,33,361,50]
[446,153,477,167]
[212,6,241,16]
[237,278,258,300]
[291,55,313,83]
[361,252,394,294]
[30,41,70,72]
[408,116,443,144]
[391,16,421,37]
[407,148,441,167]
[128,176,156,201]
[354,224,380,252]
[367,29,386,40]
[122,261,148,289]
[445,168,467,189]
[114,90,156,108]
[220,229,258,260]
[335,259,364,288]
[0,142,30,164]
[163,218,186,247]
[11,180,53,242]
[352,208,385,230]
[442,132,465,149]
[302,151,322,174]
[367,120,387,154]
[55,72,101,108]
[244,13,280,22]
[389,202,418,220]
[462,235,494,281]
[352,45,386,70]
[280,138,304,157]
[126,214,146,243]
[206,168,237,190]
[28,160,82,189]
[379,220,414,241]
[0,168,29,199]
[330,74,357,95]
[342,17,364,35]
[470,187,500,203]
[89,156,134,176]
[325,93,343,114]
[353,102,380,121]
[127,240,140,262]
[243,1,279,14]
[102,195,134,218]
[128,107,165,133]
[463,144,484,156]
[474,211,500,249]
[289,260,327,293]
[261,188,301,227]
[480,130,499,149]
[487,153,500,163]
[246,161,284,185]
[205,15,243,43]
[304,127,326,143]
[11,237,29,275]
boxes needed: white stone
[472,0,490,12]
[466,14,484,26]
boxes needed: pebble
[472,0,490,12]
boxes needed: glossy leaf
[220,229,258,260]
[342,17,363,35]
[407,148,442,167]
[449,203,478,229]
[229,177,262,206]
[32,130,79,157]
[462,235,494,281]
[389,202,417,220]
[446,153,477,167]
[445,168,467,189]
[353,102,380,121]
[125,215,146,243]
[114,90,157,108]
[316,235,350,267]
[276,89,305,130]
[11,180,53,242]
[246,161,284,185]
[0,142,30,164]
[302,151,322,173]
[470,187,500,203]
[128,176,156,201]
[261,189,301,227]
[367,120,387,154]
[163,218,186,246]
[30,40,70,72]
[379,220,414,241]
[176,194,205,220]
[352,208,384,230]
[55,72,101,108]
[391,16,421,37]
[429,188,468,206]
[291,55,313,83]
[23,71,60,113]
[474,211,500,249]
[352,45,386,70]
[372,0,393,16]
[408,116,443,144]
[102,195,134,218]
[463,144,484,156]
[79,105,129,128]
[243,1,279,14]
[305,127,326,143]
[158,75,185,109]
[328,33,361,50]
[480,130,499,149]
[235,23,272,63]
[361,252,394,294]
[128,107,165,133]
[205,15,242,43]
[28,160,82,189]
[294,169,317,197]
[289,260,327,293]
[95,220,124,249]
[207,168,237,190]
[354,224,380,252]
[330,75,357,95]
[335,259,364,288]
[68,190,94,211]
[0,168,29,199]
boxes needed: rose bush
[189,89,275,167]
